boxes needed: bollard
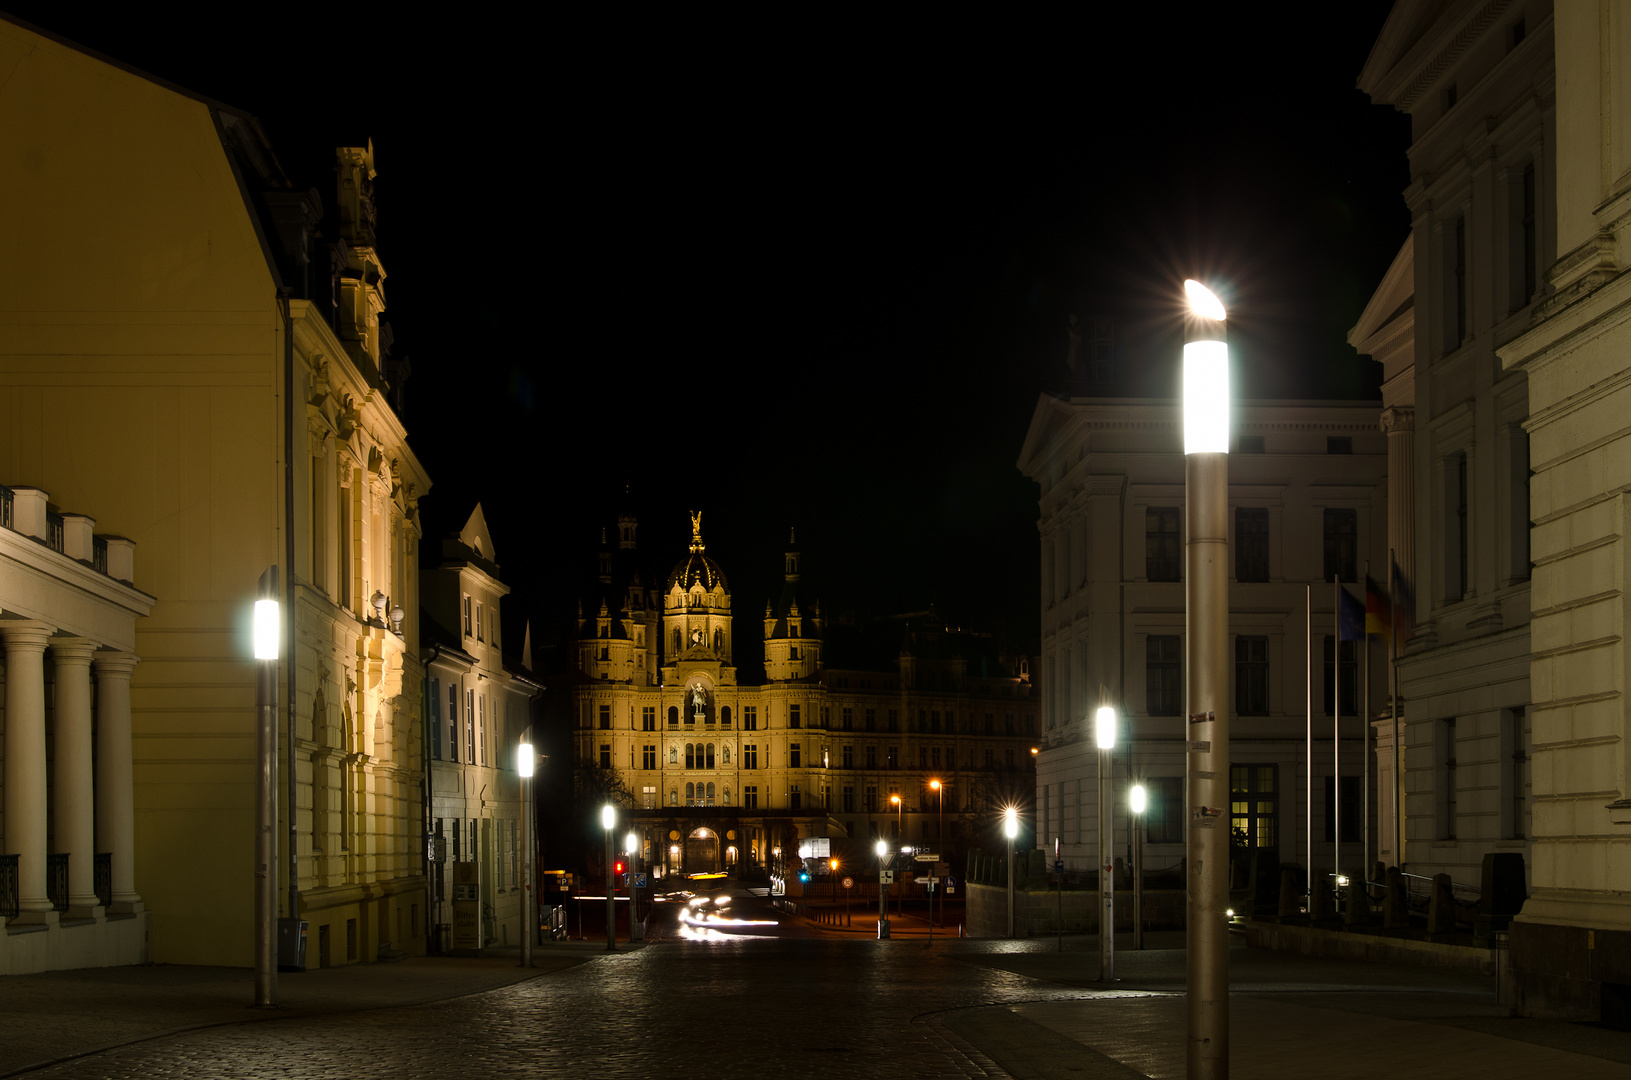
[1383,866,1408,929]
[1310,872,1335,920]
[1428,873,1455,936]
[1345,873,1371,926]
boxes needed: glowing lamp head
[890,794,900,807]
[830,858,839,871]
[517,742,535,778]
[1095,705,1117,749]
[1003,806,1018,840]
[253,599,280,661]
[1129,784,1147,815]
[600,805,615,831]
[1184,279,1226,321]
[624,831,637,855]
[1181,280,1230,455]
[929,779,940,791]
[875,840,888,858]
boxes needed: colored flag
[1365,574,1390,639]
[1391,558,1415,638]
[1338,585,1365,641]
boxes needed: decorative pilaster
[3,621,55,916]
[93,652,142,910]
[1380,406,1416,596]
[51,638,100,912]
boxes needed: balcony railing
[45,511,64,553]
[93,536,109,574]
[95,852,112,908]
[0,854,17,918]
[47,852,69,912]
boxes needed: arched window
[706,743,716,768]
[685,743,695,769]
[685,782,694,802]
[721,706,732,726]
[706,782,716,802]
[668,706,679,726]
[713,628,723,651]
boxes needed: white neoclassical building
[1,485,155,974]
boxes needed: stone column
[94,652,142,910]
[52,638,100,912]
[3,621,55,916]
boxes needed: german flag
[1366,574,1390,639]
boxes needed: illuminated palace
[568,512,1038,877]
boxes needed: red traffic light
[614,861,625,876]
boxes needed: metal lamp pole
[252,567,279,1008]
[1096,706,1117,982]
[1129,783,1146,951]
[624,831,639,941]
[1003,807,1018,938]
[1182,279,1231,1080]
[875,839,890,938]
[931,779,944,927]
[519,741,535,967]
[601,805,617,952]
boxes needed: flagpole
[1306,583,1312,902]
[1391,548,1402,871]
[1333,573,1340,895]
[1363,561,1371,882]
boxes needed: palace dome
[666,512,729,594]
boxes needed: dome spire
[689,509,705,554]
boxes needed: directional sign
[634,873,648,888]
[914,853,939,862]
[922,877,939,885]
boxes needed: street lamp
[518,741,535,967]
[1129,782,1146,951]
[624,830,640,941]
[1183,278,1231,1080]
[601,804,617,952]
[929,779,945,928]
[1003,806,1018,938]
[252,567,279,1008]
[1096,705,1117,982]
[875,839,890,939]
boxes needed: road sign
[880,870,895,884]
[914,853,939,862]
[947,887,956,894]
[842,876,854,889]
[1053,860,1064,874]
[634,873,647,888]
[922,877,938,885]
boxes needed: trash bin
[278,918,308,972]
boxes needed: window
[1230,764,1277,848]
[1235,508,1268,582]
[887,709,898,733]
[790,743,801,768]
[642,785,656,809]
[920,747,929,768]
[930,710,941,734]
[886,746,897,768]
[429,678,442,760]
[789,784,801,810]
[843,707,853,730]
[451,818,461,862]
[1326,436,1352,455]
[865,786,878,812]
[1146,777,1184,844]
[668,706,679,727]
[1323,775,1360,843]
[721,706,732,727]
[706,743,715,768]
[1146,635,1181,716]
[743,744,758,770]
[1236,636,1269,715]
[685,743,696,769]
[599,704,611,730]
[1006,748,1015,767]
[742,706,757,730]
[465,691,475,764]
[479,696,487,764]
[864,708,875,732]
[1146,507,1180,581]
[842,785,855,812]
[984,748,995,769]
[642,707,656,731]
[642,745,656,770]
[842,745,853,769]
[789,704,801,729]
[743,786,758,809]
[1323,509,1357,582]
[865,746,876,769]
[448,685,459,760]
[1322,637,1357,716]
[1438,718,1458,840]
[599,744,611,769]
[1238,435,1265,454]
[462,595,472,637]
[476,601,484,641]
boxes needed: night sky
[6,6,1411,672]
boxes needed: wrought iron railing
[95,852,113,908]
[45,511,64,553]
[47,852,69,912]
[0,854,18,918]
[93,536,109,574]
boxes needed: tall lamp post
[624,831,640,941]
[601,804,617,952]
[1095,705,1117,982]
[1129,782,1146,951]
[890,794,904,915]
[1003,806,1018,938]
[252,568,279,1008]
[1183,278,1231,1079]
[518,741,535,968]
[875,839,890,939]
[929,779,944,927]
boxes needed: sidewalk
[938,932,1631,1080]
[0,945,613,1078]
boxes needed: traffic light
[614,860,625,878]
[798,870,809,883]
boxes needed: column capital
[1379,407,1416,434]
[50,637,99,664]
[93,651,141,679]
[0,620,55,651]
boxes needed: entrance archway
[685,827,720,872]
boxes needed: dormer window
[462,596,472,637]
[790,623,800,638]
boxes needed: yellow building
[0,18,431,969]
[567,511,1037,884]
